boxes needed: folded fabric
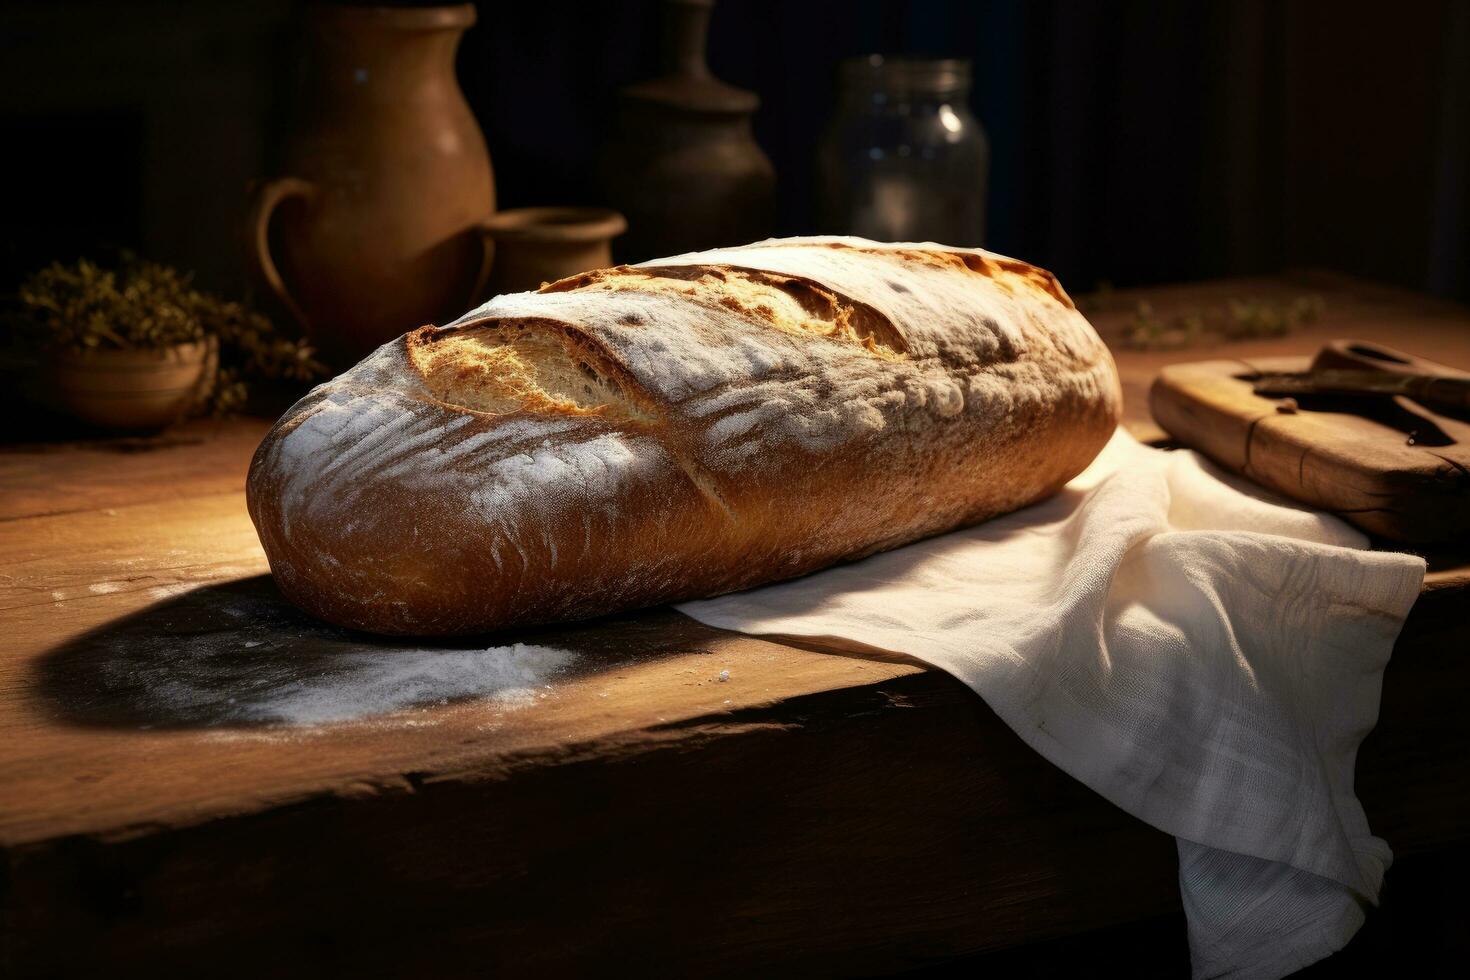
[678,429,1425,979]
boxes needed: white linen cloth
[677,430,1426,980]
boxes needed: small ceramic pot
[50,340,214,431]
[479,207,627,296]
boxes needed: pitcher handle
[246,176,316,329]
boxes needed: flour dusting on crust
[248,236,1121,635]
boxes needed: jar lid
[839,55,971,98]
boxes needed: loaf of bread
[247,237,1121,635]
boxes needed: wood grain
[2,277,1467,977]
[0,417,269,522]
[1149,356,1470,542]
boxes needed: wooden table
[3,275,1468,977]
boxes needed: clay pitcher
[248,3,494,366]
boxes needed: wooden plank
[2,668,1184,978]
[0,417,270,522]
[0,483,1187,975]
[0,502,1463,975]
[0,492,922,845]
[1,276,1467,976]
[1358,595,1470,857]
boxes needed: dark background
[0,4,1465,975]
[1,0,1467,304]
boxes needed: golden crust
[247,237,1121,636]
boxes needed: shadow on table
[31,575,723,730]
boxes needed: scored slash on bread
[247,237,1121,636]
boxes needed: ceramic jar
[601,0,774,262]
[478,207,627,294]
[248,3,495,365]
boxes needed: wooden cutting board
[1149,354,1470,543]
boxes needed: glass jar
[817,56,989,246]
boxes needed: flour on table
[233,642,577,725]
[88,590,579,727]
[148,582,202,602]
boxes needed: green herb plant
[15,254,326,415]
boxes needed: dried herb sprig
[1123,294,1326,350]
[15,254,327,415]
